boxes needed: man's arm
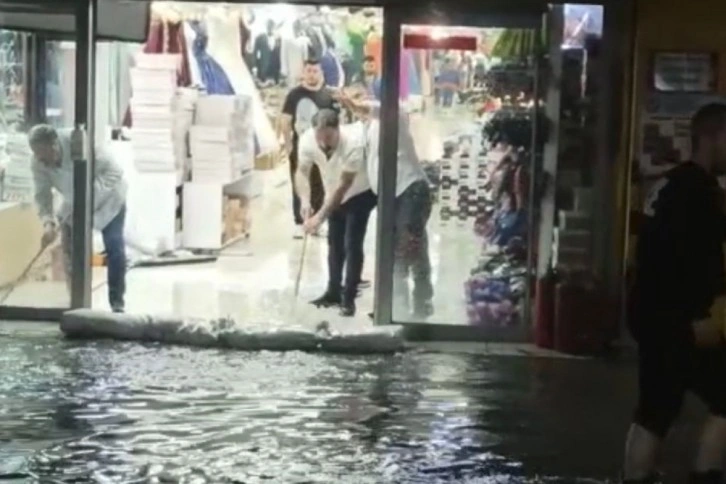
[280,91,297,152]
[31,162,55,227]
[294,137,316,214]
[279,114,293,151]
[317,171,356,221]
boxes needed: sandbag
[61,309,406,354]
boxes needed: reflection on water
[0,332,633,483]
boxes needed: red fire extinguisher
[554,273,612,355]
[534,269,557,349]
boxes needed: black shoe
[340,300,356,317]
[622,472,664,484]
[690,471,723,484]
[310,292,341,308]
[412,301,434,319]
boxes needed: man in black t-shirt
[624,103,726,484]
[280,58,340,239]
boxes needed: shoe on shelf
[340,299,356,317]
[310,292,341,308]
[293,225,305,240]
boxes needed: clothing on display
[189,21,236,95]
[201,7,278,155]
[280,34,311,86]
[364,29,382,73]
[253,32,282,83]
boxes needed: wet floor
[0,325,709,483]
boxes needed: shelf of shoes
[438,132,490,229]
[2,134,34,203]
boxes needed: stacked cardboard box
[129,53,180,174]
[190,95,254,184]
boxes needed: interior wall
[625,0,726,267]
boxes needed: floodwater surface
[0,326,704,483]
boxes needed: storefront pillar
[535,5,564,278]
[70,0,96,309]
[373,5,402,326]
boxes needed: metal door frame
[374,2,547,341]
[0,0,95,321]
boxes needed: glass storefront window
[388,23,541,329]
[0,30,77,310]
[86,2,386,324]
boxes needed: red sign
[403,33,477,51]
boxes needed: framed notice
[651,51,718,93]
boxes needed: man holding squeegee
[28,124,128,313]
[296,109,374,317]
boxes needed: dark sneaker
[622,472,664,484]
[340,299,356,317]
[111,306,125,314]
[310,292,341,308]
[690,471,723,484]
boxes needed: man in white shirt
[296,109,375,317]
[363,106,434,319]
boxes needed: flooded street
[0,324,707,483]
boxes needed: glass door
[0,0,92,320]
[375,5,545,338]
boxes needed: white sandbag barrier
[60,310,407,354]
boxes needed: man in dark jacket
[624,103,726,484]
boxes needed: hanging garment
[399,51,410,100]
[253,33,281,83]
[341,56,357,85]
[183,21,203,87]
[240,21,255,70]
[167,21,191,87]
[406,50,422,96]
[365,30,382,73]
[203,8,277,155]
[280,34,310,86]
[332,24,352,57]
[144,19,164,53]
[320,51,341,88]
[305,26,325,59]
[335,56,345,89]
[189,21,235,95]
[347,26,366,75]
[513,164,529,211]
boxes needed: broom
[293,233,308,300]
[0,244,53,305]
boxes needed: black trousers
[290,137,325,225]
[393,180,434,310]
[327,189,377,301]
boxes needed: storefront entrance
[0,0,617,344]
